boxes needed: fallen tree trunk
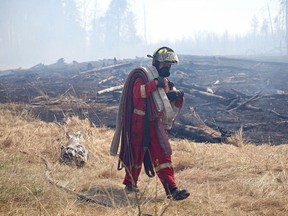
[80,63,132,75]
[97,85,123,95]
[170,123,222,143]
[190,89,226,101]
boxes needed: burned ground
[0,56,287,144]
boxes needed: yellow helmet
[147,46,179,64]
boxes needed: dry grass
[1,105,288,216]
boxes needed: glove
[166,90,184,101]
[168,80,175,89]
[154,77,165,88]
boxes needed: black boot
[124,185,139,193]
[168,188,190,201]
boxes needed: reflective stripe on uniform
[133,109,145,116]
[140,85,146,98]
[155,162,172,172]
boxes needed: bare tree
[90,0,140,57]
[286,0,288,54]
[278,0,288,54]
[0,0,86,67]
[251,15,259,36]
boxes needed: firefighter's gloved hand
[154,77,165,88]
[168,81,175,89]
[166,90,184,101]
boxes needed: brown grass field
[0,104,288,216]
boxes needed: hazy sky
[84,0,279,42]
[131,0,279,42]
[0,0,281,69]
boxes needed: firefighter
[111,47,190,201]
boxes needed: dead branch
[99,76,115,85]
[171,123,222,143]
[97,85,123,95]
[179,81,213,93]
[268,109,288,119]
[243,120,288,130]
[196,96,238,108]
[38,155,113,206]
[80,63,132,75]
[244,104,263,111]
[228,93,262,111]
[231,88,249,98]
[190,89,226,101]
[225,96,240,110]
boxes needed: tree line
[0,0,287,68]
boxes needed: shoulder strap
[141,66,174,129]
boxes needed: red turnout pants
[123,116,177,194]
